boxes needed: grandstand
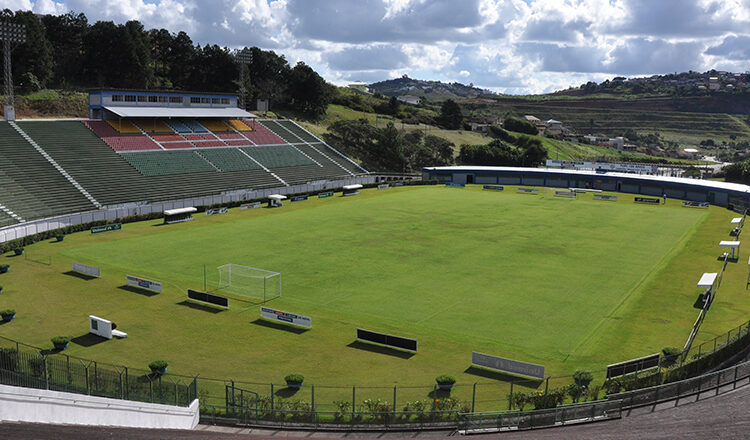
[0,90,367,222]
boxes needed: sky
[6,0,750,94]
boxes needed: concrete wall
[0,384,199,429]
[0,176,375,245]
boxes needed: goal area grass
[1,184,748,406]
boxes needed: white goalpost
[217,264,281,302]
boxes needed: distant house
[708,77,720,91]
[396,95,421,105]
[544,119,563,136]
[524,115,546,132]
[469,122,490,132]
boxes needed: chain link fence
[0,336,196,407]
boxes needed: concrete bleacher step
[10,122,102,209]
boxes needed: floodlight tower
[235,48,252,110]
[0,21,26,121]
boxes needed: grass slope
[0,186,744,409]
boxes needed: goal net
[217,264,281,302]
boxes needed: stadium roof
[422,165,750,194]
[103,106,256,119]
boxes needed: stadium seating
[152,134,185,142]
[198,119,230,132]
[0,120,366,219]
[228,119,253,131]
[216,132,242,140]
[106,120,141,134]
[121,150,217,176]
[193,140,225,148]
[313,142,364,175]
[133,119,173,134]
[260,120,303,143]
[224,139,253,146]
[241,121,287,145]
[276,120,319,142]
[241,145,317,169]
[0,122,96,219]
[196,148,262,172]
[0,209,16,228]
[160,141,194,149]
[24,121,281,205]
[164,119,192,133]
[82,121,161,151]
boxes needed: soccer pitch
[2,185,747,400]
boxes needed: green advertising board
[91,223,122,234]
[318,191,334,198]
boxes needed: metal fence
[0,336,196,407]
[456,399,623,433]
[609,357,750,409]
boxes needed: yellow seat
[106,120,141,134]
[228,119,253,132]
[132,119,174,134]
[198,119,231,132]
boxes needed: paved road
[2,384,750,439]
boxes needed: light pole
[0,21,26,121]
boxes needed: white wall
[0,384,199,430]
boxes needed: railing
[457,399,623,433]
[609,356,750,410]
[0,336,196,407]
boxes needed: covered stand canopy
[103,106,256,119]
[163,207,197,224]
[343,184,363,196]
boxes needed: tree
[438,99,463,129]
[502,117,538,135]
[388,96,400,115]
[41,12,88,88]
[287,61,332,118]
[3,10,54,91]
[324,119,378,168]
[244,47,291,111]
[376,122,406,172]
[458,140,518,166]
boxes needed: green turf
[0,185,746,409]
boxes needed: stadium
[1,20,750,440]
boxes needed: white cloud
[16,0,750,94]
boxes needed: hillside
[369,76,492,102]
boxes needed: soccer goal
[217,264,281,302]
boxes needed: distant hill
[368,76,493,102]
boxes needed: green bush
[0,309,15,316]
[573,370,594,384]
[567,383,587,403]
[51,336,70,345]
[662,346,682,357]
[148,360,168,371]
[435,374,456,385]
[0,264,8,271]
[284,373,304,383]
[511,391,527,411]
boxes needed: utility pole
[235,49,252,110]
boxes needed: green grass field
[1,185,747,408]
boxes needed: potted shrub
[51,336,70,350]
[662,347,682,365]
[285,373,304,388]
[13,247,23,256]
[56,235,65,242]
[1,309,15,322]
[573,370,594,387]
[435,374,456,391]
[149,360,168,375]
[0,264,9,274]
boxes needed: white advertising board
[260,307,311,328]
[126,275,162,293]
[73,262,100,278]
[546,159,658,173]
[89,315,113,339]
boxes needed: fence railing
[0,336,196,407]
[456,399,623,433]
[609,356,750,409]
